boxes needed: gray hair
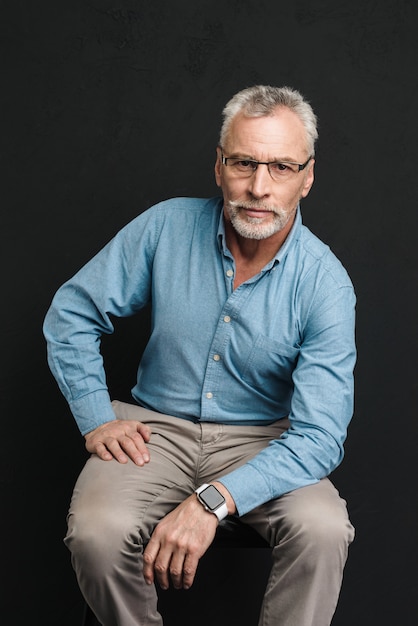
[219,85,318,156]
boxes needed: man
[43,85,356,626]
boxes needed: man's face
[215,107,315,241]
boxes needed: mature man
[43,85,356,626]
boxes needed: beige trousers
[64,401,354,626]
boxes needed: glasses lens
[228,159,255,176]
[268,162,298,181]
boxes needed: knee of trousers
[270,490,355,554]
[64,508,144,576]
[275,510,355,564]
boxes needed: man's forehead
[225,109,308,158]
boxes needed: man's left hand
[143,493,218,590]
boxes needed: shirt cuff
[218,463,273,517]
[69,389,116,435]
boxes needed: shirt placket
[200,277,258,420]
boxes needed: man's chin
[230,216,280,240]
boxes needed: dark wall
[2,1,417,624]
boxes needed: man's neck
[224,218,294,289]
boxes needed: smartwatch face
[200,485,225,510]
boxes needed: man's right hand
[84,419,151,465]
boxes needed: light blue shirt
[43,196,356,515]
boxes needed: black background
[1,1,417,624]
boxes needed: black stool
[82,517,271,625]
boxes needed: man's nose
[248,163,272,197]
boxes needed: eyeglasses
[221,153,312,182]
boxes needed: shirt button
[206,392,213,399]
[226,269,234,277]
[223,315,231,323]
[213,354,221,361]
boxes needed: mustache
[227,199,283,215]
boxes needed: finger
[128,432,151,464]
[100,438,129,463]
[154,557,171,591]
[168,551,187,590]
[91,442,113,461]
[143,539,159,586]
[149,539,175,590]
[136,422,152,442]
[114,434,149,465]
[85,438,120,462]
[182,552,199,590]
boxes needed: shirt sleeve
[218,275,356,516]
[43,208,160,434]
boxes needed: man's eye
[272,162,289,172]
[235,160,254,168]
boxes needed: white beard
[226,200,296,240]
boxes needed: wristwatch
[195,484,228,521]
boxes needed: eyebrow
[227,152,301,164]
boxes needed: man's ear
[214,146,222,187]
[301,159,315,199]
